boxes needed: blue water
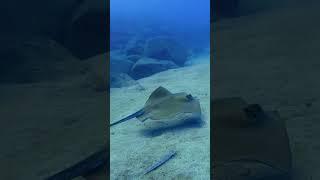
[111,0,209,47]
[110,0,210,78]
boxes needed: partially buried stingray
[110,86,201,127]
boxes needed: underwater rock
[81,53,107,92]
[144,36,189,66]
[83,51,134,90]
[110,73,141,88]
[110,54,134,74]
[130,57,178,79]
[126,54,141,63]
[124,36,146,56]
[110,31,133,50]
[110,50,126,59]
[0,38,83,83]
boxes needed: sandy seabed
[110,62,210,180]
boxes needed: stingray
[110,86,201,127]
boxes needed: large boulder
[82,53,144,91]
[0,38,83,83]
[144,36,189,66]
[110,73,141,89]
[130,57,178,79]
[81,53,107,92]
[110,52,134,75]
[110,49,125,58]
[110,31,132,50]
[126,54,141,63]
[124,36,146,56]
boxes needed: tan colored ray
[110,86,201,127]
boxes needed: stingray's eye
[186,94,194,101]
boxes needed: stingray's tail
[110,109,145,127]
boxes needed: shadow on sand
[139,116,205,137]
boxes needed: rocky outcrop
[126,54,141,63]
[81,53,108,92]
[110,73,141,88]
[144,36,189,66]
[0,38,83,83]
[110,52,134,75]
[124,36,145,56]
[130,57,178,79]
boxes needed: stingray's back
[139,92,201,121]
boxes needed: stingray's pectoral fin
[110,109,145,127]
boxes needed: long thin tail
[110,109,145,127]
[45,147,107,180]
